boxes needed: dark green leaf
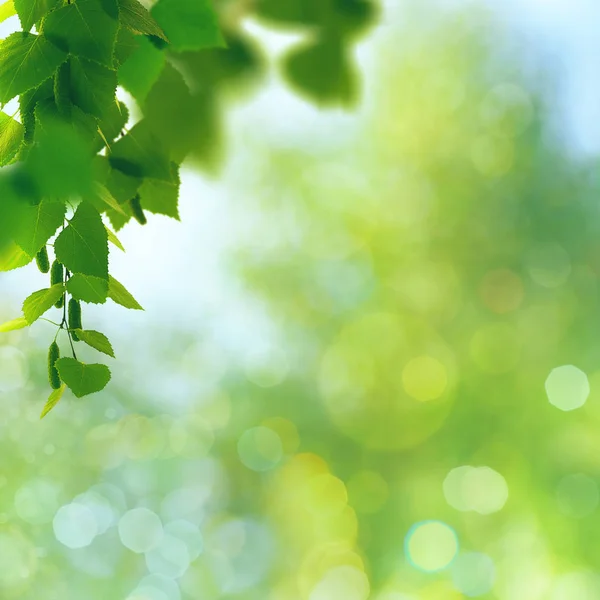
[44,0,119,67]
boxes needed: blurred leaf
[0,0,16,23]
[139,163,180,219]
[118,36,165,102]
[283,35,356,105]
[0,316,28,332]
[151,0,224,52]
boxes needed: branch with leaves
[0,0,223,416]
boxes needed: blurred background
[3,0,600,598]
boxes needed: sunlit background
[2,0,600,598]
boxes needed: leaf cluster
[0,0,223,415]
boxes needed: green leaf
[73,329,115,357]
[0,242,33,271]
[69,56,118,119]
[139,163,180,219]
[13,199,66,257]
[151,0,224,52]
[118,36,165,102]
[0,317,28,332]
[113,26,138,67]
[22,284,65,324]
[284,36,357,106]
[91,182,127,215]
[97,100,128,149]
[55,357,111,398]
[27,112,95,198]
[40,384,66,418]
[0,112,23,166]
[14,0,60,31]
[19,78,55,144]
[66,274,109,304]
[0,0,17,23]
[0,32,67,104]
[44,0,119,67]
[118,0,168,41]
[54,202,108,279]
[109,120,172,181]
[108,275,143,310]
[106,225,125,251]
[144,63,199,163]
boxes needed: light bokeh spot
[451,552,496,597]
[405,521,458,572]
[118,508,163,553]
[443,466,509,514]
[237,426,283,472]
[545,365,589,411]
[309,566,370,600]
[53,503,98,549]
[402,355,448,402]
[145,534,190,579]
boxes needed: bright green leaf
[66,274,109,304]
[0,316,28,332]
[13,199,66,257]
[22,284,65,324]
[0,242,32,271]
[73,329,115,357]
[0,0,16,23]
[106,226,125,251]
[0,112,23,166]
[0,32,67,104]
[108,275,143,310]
[55,357,111,398]
[40,383,66,418]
